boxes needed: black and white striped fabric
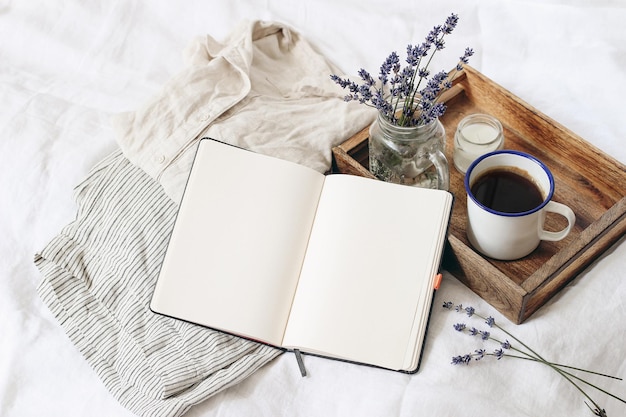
[34,150,281,417]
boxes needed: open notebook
[151,138,453,373]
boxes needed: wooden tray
[332,66,626,324]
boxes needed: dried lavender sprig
[407,45,473,126]
[402,26,446,121]
[449,327,608,415]
[447,302,623,381]
[450,346,624,412]
[452,323,624,415]
[444,301,624,415]
[454,321,538,364]
[450,331,625,405]
[330,13,472,127]
[451,348,506,364]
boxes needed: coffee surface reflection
[470,168,543,213]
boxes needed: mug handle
[539,201,576,241]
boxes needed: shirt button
[200,112,211,122]
[156,155,166,164]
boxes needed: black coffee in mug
[470,167,544,213]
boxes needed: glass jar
[368,112,449,190]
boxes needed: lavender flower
[444,13,459,34]
[379,51,400,85]
[453,323,466,332]
[330,13,472,127]
[456,49,473,70]
[451,354,472,365]
[358,68,375,86]
[494,348,504,360]
[451,355,463,365]
[443,301,626,416]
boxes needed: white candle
[461,123,499,145]
[453,114,504,173]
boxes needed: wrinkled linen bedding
[2,1,625,417]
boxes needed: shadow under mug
[464,150,576,260]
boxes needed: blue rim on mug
[464,150,555,217]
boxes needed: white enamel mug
[464,150,576,260]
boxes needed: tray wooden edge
[331,126,374,179]
[520,198,626,321]
[444,235,528,324]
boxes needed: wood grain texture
[331,66,626,324]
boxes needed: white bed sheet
[1,1,625,416]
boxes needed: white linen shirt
[113,20,374,203]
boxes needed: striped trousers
[35,151,280,417]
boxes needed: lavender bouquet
[443,302,626,417]
[331,13,473,127]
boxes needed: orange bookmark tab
[434,273,443,290]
